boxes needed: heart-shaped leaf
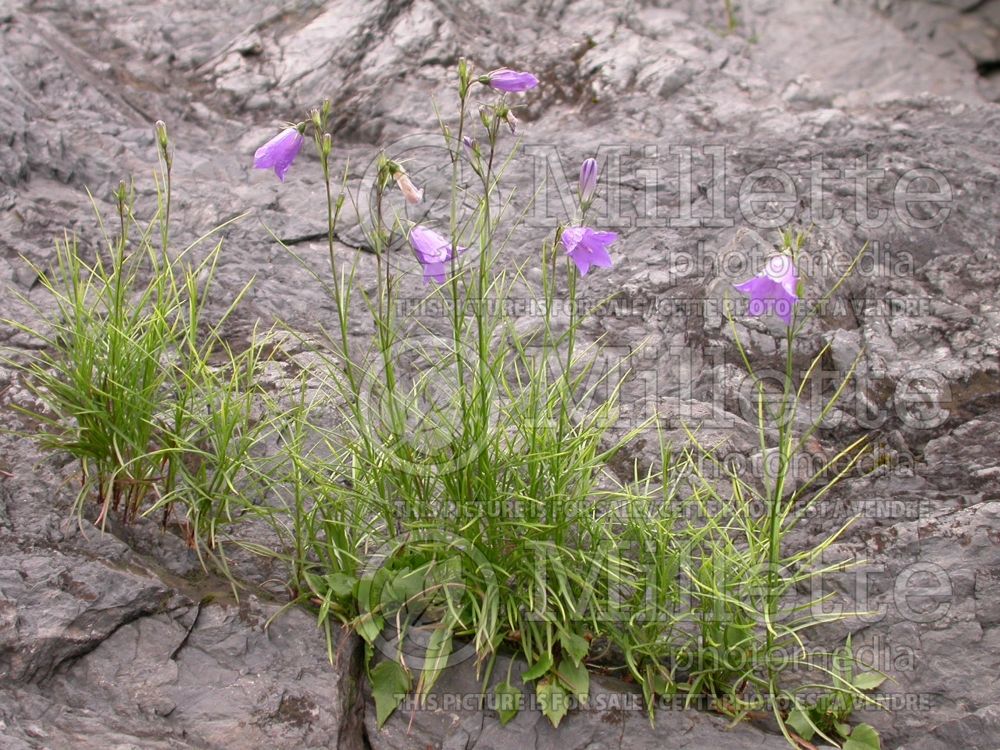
[843,723,881,750]
[494,680,522,726]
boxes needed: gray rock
[0,536,363,749]
[1,0,999,748]
[0,549,170,682]
[786,415,1000,747]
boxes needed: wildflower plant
[4,58,890,750]
[250,61,885,748]
[251,59,642,724]
[4,121,274,560]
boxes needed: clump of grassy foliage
[4,123,273,559]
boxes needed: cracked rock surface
[1,0,999,748]
[0,471,364,750]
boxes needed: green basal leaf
[536,679,569,728]
[641,663,656,717]
[327,571,356,599]
[852,671,887,691]
[521,652,554,682]
[843,723,881,750]
[371,659,410,728]
[356,613,384,645]
[559,631,590,667]
[385,565,428,606]
[555,658,589,702]
[724,622,748,648]
[494,680,523,726]
[786,707,815,741]
[415,622,453,703]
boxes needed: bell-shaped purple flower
[409,225,465,284]
[254,126,305,182]
[485,68,539,93]
[733,254,799,326]
[579,158,598,205]
[561,226,617,277]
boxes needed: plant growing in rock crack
[5,59,891,750]
[250,62,655,725]
[248,61,887,748]
[3,121,276,563]
[710,228,885,747]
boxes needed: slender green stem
[765,324,795,660]
[446,87,472,517]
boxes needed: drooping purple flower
[485,68,539,93]
[579,158,598,205]
[253,126,305,182]
[409,225,465,284]
[561,226,617,277]
[733,254,799,326]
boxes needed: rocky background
[1,0,999,748]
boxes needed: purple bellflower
[254,126,305,182]
[579,158,598,206]
[484,68,539,93]
[733,254,799,326]
[409,225,465,284]
[561,226,617,277]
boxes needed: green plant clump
[6,65,886,749]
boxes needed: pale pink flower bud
[505,110,519,135]
[394,172,423,204]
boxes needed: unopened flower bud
[376,156,397,191]
[154,120,168,150]
[394,171,423,204]
[458,58,471,97]
[114,179,128,213]
[482,68,539,93]
[463,136,478,160]
[504,110,519,135]
[153,121,172,169]
[579,158,598,205]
